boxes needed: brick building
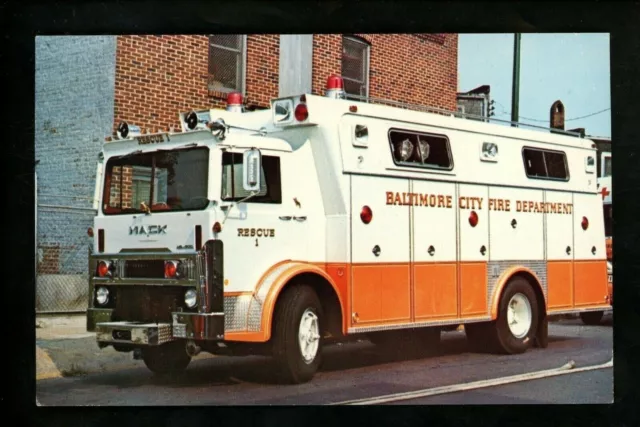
[34,33,458,312]
[113,34,458,133]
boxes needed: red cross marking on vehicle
[600,187,610,199]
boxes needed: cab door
[350,175,411,326]
[218,150,309,295]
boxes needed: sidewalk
[35,314,215,381]
[36,314,137,380]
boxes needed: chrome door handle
[293,216,307,222]
[279,216,292,221]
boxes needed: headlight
[184,289,197,308]
[96,287,109,305]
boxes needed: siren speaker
[117,121,129,139]
[186,111,199,130]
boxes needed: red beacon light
[325,75,346,99]
[226,92,243,113]
[294,103,309,122]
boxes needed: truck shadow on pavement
[76,330,583,388]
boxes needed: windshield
[102,147,209,215]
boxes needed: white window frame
[600,151,612,177]
[341,36,370,100]
[208,35,247,95]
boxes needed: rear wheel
[141,341,191,375]
[271,285,324,384]
[580,311,604,325]
[493,277,539,354]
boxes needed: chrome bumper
[95,321,175,346]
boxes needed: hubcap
[506,293,532,339]
[298,308,320,364]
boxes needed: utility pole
[511,33,521,127]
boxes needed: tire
[141,341,191,375]
[580,311,604,325]
[271,285,324,384]
[493,277,539,354]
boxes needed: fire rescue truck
[87,75,611,383]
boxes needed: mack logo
[129,225,167,236]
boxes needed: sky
[457,33,611,138]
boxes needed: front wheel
[141,341,191,375]
[580,311,604,325]
[271,285,324,384]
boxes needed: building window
[341,36,370,99]
[208,35,246,94]
[388,129,453,171]
[522,147,569,181]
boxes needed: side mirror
[242,149,262,192]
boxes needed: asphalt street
[36,314,612,405]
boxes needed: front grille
[113,286,188,323]
[124,260,165,278]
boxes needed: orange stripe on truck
[225,258,609,342]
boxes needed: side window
[221,152,282,203]
[388,129,453,170]
[522,147,569,181]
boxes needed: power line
[493,101,610,123]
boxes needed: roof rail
[343,93,583,138]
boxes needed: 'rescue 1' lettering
[237,228,275,237]
[136,134,165,145]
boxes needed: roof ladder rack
[343,93,584,138]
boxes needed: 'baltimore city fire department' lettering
[385,192,573,214]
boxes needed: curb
[36,346,62,380]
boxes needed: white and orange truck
[86,76,611,383]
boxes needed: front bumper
[88,240,226,346]
[89,308,224,346]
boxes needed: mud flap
[534,313,548,348]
